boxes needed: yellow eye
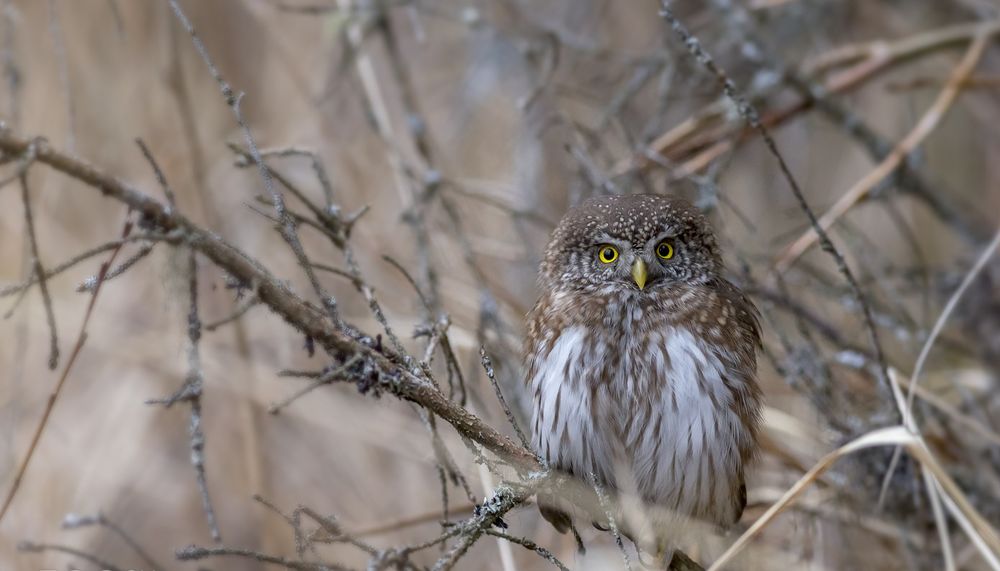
[656,241,674,260]
[598,245,618,264]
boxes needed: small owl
[524,194,762,547]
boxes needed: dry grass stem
[776,29,996,272]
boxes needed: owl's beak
[631,258,647,290]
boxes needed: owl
[524,194,762,549]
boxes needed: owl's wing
[713,277,762,353]
[710,278,764,467]
[734,480,748,526]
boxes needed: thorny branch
[0,122,539,486]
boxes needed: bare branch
[18,540,123,571]
[75,243,154,292]
[135,137,177,208]
[62,512,165,571]
[484,529,571,571]
[204,292,260,332]
[177,544,354,571]
[481,346,531,451]
[268,355,362,414]
[590,473,633,571]
[146,249,222,542]
[18,168,58,369]
[0,127,541,471]
[167,0,341,322]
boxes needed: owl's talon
[569,522,586,554]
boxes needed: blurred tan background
[1,0,999,569]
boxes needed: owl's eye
[597,245,619,264]
[656,241,674,260]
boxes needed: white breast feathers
[529,323,750,527]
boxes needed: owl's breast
[527,305,758,526]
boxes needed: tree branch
[0,127,541,472]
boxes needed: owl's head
[540,194,722,294]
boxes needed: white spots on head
[679,289,698,306]
[543,193,724,290]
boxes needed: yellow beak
[631,258,647,290]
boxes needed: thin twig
[76,243,155,292]
[47,0,74,150]
[62,512,165,571]
[18,169,58,369]
[268,355,361,414]
[204,292,260,331]
[0,215,132,524]
[299,506,379,555]
[485,529,571,571]
[106,0,124,37]
[906,227,1000,415]
[353,503,477,537]
[0,233,170,298]
[253,145,337,206]
[481,346,531,450]
[2,0,21,128]
[877,228,1000,512]
[151,250,221,542]
[135,137,177,208]
[18,540,123,571]
[589,473,632,571]
[177,544,354,571]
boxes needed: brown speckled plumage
[524,194,762,542]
